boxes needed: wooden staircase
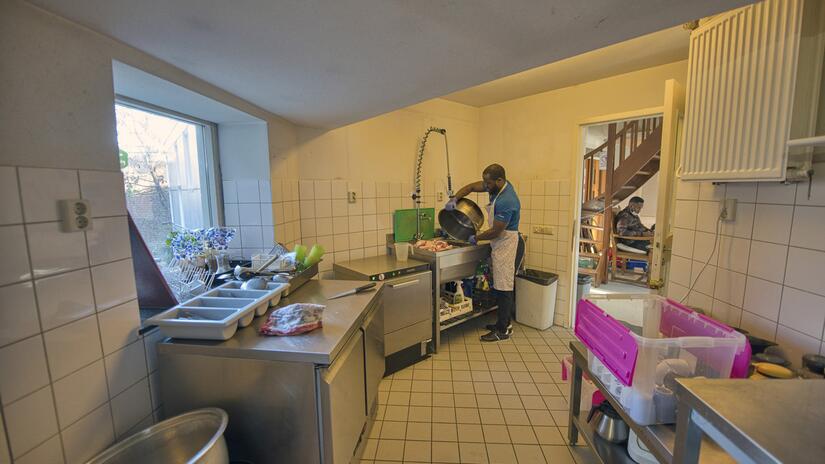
[579,117,663,286]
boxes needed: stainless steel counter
[158,279,384,365]
[674,378,825,464]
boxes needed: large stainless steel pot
[438,198,485,241]
[87,408,229,464]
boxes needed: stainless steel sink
[87,408,229,464]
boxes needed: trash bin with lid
[576,274,593,302]
[515,269,559,330]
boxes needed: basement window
[115,99,222,260]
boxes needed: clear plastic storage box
[575,294,750,425]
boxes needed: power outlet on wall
[720,198,737,221]
[436,191,444,202]
[59,199,92,232]
[348,191,357,203]
[532,225,555,236]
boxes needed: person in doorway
[446,164,524,342]
[614,196,654,252]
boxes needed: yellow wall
[477,60,688,180]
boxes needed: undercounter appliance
[334,256,432,374]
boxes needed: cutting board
[393,208,435,242]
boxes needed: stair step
[578,268,599,275]
[580,224,602,230]
[580,252,602,258]
[580,238,601,244]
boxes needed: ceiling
[29,0,750,128]
[444,26,690,107]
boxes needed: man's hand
[468,235,478,245]
[445,198,458,211]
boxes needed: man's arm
[616,215,641,236]
[476,219,506,241]
[453,181,486,199]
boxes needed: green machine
[393,208,435,242]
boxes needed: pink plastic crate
[574,294,749,425]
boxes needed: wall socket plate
[721,198,737,221]
[532,225,555,235]
[347,191,357,203]
[436,191,444,202]
[59,199,92,232]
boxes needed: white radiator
[681,0,805,182]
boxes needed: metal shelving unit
[439,305,497,331]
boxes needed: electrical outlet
[348,191,357,203]
[721,198,737,221]
[59,199,92,232]
[436,191,444,202]
[532,225,555,235]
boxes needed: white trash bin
[515,269,558,330]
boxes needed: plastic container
[575,294,749,425]
[394,242,410,261]
[217,281,289,310]
[576,274,592,302]
[515,269,558,330]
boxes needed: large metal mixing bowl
[438,198,485,241]
[87,408,229,464]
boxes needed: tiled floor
[359,316,599,464]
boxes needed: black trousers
[495,235,526,332]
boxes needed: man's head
[482,164,507,194]
[628,196,644,214]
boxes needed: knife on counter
[327,282,377,300]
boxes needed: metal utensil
[241,277,268,290]
[587,402,629,443]
[438,198,485,241]
[327,282,377,300]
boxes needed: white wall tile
[259,180,272,202]
[0,336,50,405]
[790,206,825,251]
[779,287,825,339]
[44,315,102,380]
[86,216,130,265]
[261,203,274,226]
[389,182,402,197]
[61,403,113,464]
[699,182,725,201]
[221,180,237,204]
[91,259,137,311]
[316,218,333,236]
[687,291,713,313]
[377,197,390,214]
[695,201,720,233]
[0,225,31,285]
[332,198,349,218]
[273,203,285,225]
[751,204,793,244]
[713,269,746,307]
[747,241,788,284]
[262,225,275,246]
[362,181,376,198]
[35,269,95,330]
[675,179,700,200]
[743,276,783,322]
[775,325,821,368]
[14,434,62,464]
[315,199,332,218]
[711,299,742,326]
[691,231,718,265]
[376,182,389,198]
[238,203,261,226]
[3,386,58,458]
[348,215,363,233]
[52,360,108,429]
[299,180,315,200]
[672,200,697,229]
[347,180,362,197]
[720,202,755,239]
[784,247,825,296]
[99,301,140,356]
[349,232,364,249]
[0,167,22,225]
[111,378,152,438]
[716,236,750,274]
[26,222,87,278]
[270,179,283,203]
[289,180,300,202]
[317,235,334,253]
[333,216,349,234]
[314,180,331,200]
[740,311,777,341]
[334,234,349,252]
[0,282,39,347]
[223,203,240,226]
[300,219,316,237]
[79,170,126,218]
[299,200,316,219]
[19,168,79,223]
[104,339,147,396]
[348,200,363,216]
[331,180,347,199]
[239,226,263,249]
[757,182,796,205]
[725,183,757,203]
[236,180,260,203]
[690,261,716,297]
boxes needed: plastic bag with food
[259,303,325,336]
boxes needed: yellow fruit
[754,363,795,379]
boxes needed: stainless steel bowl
[438,198,485,241]
[87,408,229,464]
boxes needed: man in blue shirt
[447,164,524,341]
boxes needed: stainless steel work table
[674,378,825,464]
[568,341,733,464]
[158,279,383,365]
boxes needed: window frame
[114,95,224,227]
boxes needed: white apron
[486,183,519,291]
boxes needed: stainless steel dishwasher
[334,256,432,374]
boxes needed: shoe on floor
[480,330,510,342]
[485,323,513,335]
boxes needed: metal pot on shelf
[438,198,485,241]
[587,402,629,443]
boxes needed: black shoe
[485,323,513,335]
[480,330,510,342]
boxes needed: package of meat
[259,303,325,336]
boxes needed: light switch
[59,199,92,232]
